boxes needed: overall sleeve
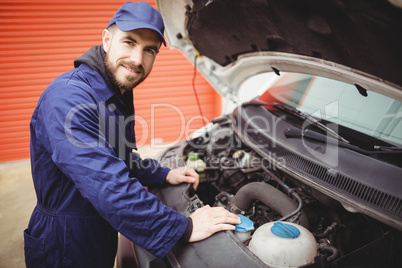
[36,79,188,258]
[129,153,170,187]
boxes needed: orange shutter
[0,0,221,162]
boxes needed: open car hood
[123,2,402,266]
[156,0,402,102]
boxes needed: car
[117,1,402,267]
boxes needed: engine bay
[165,121,402,267]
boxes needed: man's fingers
[205,223,236,235]
[192,175,199,190]
[213,216,241,225]
[183,175,196,183]
[212,223,236,232]
[181,167,199,190]
[188,205,241,242]
[180,166,188,174]
[210,213,241,226]
[182,167,199,178]
[210,207,241,221]
[167,167,199,189]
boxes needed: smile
[123,65,141,75]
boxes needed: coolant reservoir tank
[234,214,254,243]
[186,152,206,182]
[249,221,317,268]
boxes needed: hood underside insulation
[186,0,402,87]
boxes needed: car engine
[158,119,402,267]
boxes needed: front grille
[264,141,402,219]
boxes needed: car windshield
[259,73,402,147]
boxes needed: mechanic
[24,2,240,267]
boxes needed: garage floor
[0,159,35,268]
[0,146,164,268]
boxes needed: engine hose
[318,243,339,261]
[230,182,308,228]
[261,165,304,223]
[314,222,338,239]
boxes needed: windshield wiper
[285,128,402,155]
[241,99,270,108]
[373,145,402,152]
[241,100,350,143]
[240,100,402,154]
[272,103,350,144]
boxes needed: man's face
[102,27,161,94]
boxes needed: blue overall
[25,63,188,267]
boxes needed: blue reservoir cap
[235,214,254,232]
[271,222,300,239]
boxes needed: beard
[104,53,149,93]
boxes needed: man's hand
[188,205,241,242]
[166,166,199,190]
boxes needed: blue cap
[271,222,300,239]
[106,2,166,46]
[235,214,254,233]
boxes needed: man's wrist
[180,217,193,243]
